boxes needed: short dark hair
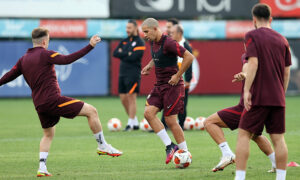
[32,27,49,39]
[128,19,137,27]
[252,3,271,21]
[167,18,179,25]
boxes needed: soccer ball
[195,116,206,130]
[139,119,152,131]
[107,118,122,131]
[184,117,195,130]
[172,149,192,168]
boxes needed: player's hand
[232,72,246,82]
[128,52,132,56]
[169,74,180,86]
[118,48,122,53]
[141,65,152,75]
[244,91,252,111]
[90,35,101,47]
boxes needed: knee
[87,104,98,117]
[144,109,154,121]
[203,117,213,128]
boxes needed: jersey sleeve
[165,38,186,58]
[44,44,94,65]
[123,38,145,62]
[0,58,22,86]
[244,32,258,59]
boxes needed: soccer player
[141,18,194,164]
[113,20,145,131]
[0,27,122,177]
[204,53,276,172]
[235,4,291,180]
[170,24,193,129]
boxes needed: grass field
[0,95,299,180]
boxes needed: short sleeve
[244,32,257,59]
[165,38,186,57]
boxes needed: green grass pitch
[0,95,299,180]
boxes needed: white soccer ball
[107,118,122,131]
[139,119,152,131]
[184,117,195,130]
[172,149,192,168]
[195,116,206,130]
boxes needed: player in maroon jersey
[235,4,291,180]
[0,27,122,177]
[141,18,194,164]
[204,53,276,172]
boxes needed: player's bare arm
[168,50,194,86]
[284,66,291,93]
[141,59,154,75]
[243,57,258,111]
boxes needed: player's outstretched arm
[141,59,154,76]
[169,50,194,86]
[0,60,22,86]
[46,35,101,65]
[244,57,258,111]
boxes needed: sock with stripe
[94,131,108,149]
[39,152,48,172]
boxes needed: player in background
[170,24,193,129]
[113,20,145,131]
[204,53,276,172]
[141,18,194,164]
[235,4,291,180]
[166,18,179,36]
[0,28,122,177]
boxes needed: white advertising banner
[0,0,109,18]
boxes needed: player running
[141,18,194,164]
[204,53,276,172]
[113,20,145,131]
[235,4,291,180]
[0,27,122,177]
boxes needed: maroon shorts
[217,104,244,130]
[36,96,84,129]
[239,106,285,135]
[146,84,185,116]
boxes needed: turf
[0,96,299,180]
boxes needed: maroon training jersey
[151,35,186,85]
[245,27,291,107]
[0,44,93,108]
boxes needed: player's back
[20,47,60,107]
[246,27,290,106]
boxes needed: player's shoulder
[136,36,145,44]
[42,49,60,58]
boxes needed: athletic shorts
[118,76,140,94]
[239,106,285,135]
[217,104,244,130]
[146,83,185,116]
[36,96,84,129]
